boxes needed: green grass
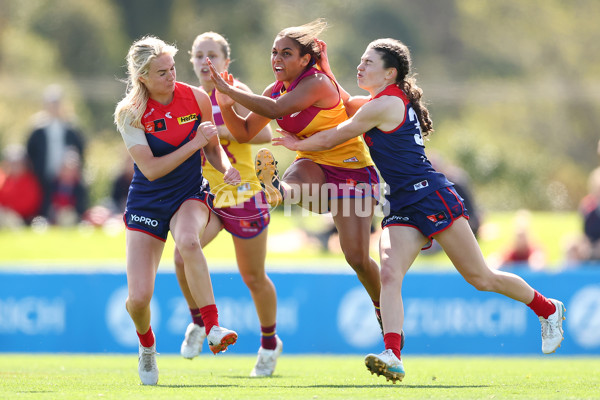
[0,211,581,270]
[0,354,598,399]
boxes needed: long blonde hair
[114,36,178,132]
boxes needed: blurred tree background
[0,0,598,211]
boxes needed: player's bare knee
[380,264,403,287]
[343,250,370,273]
[126,292,152,312]
[175,235,201,255]
[240,272,266,291]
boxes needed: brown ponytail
[367,38,434,136]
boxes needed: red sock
[384,332,402,359]
[527,290,556,319]
[190,308,204,327]
[137,326,155,348]
[260,324,277,350]
[199,304,219,335]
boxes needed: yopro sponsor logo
[129,214,159,228]
[386,215,410,223]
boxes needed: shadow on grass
[156,384,238,388]
[158,382,490,389]
[282,384,491,389]
[220,375,490,389]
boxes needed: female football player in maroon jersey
[114,35,241,385]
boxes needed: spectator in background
[492,209,546,270]
[0,144,42,227]
[48,148,89,226]
[109,154,134,215]
[428,151,482,237]
[421,151,483,256]
[579,167,600,262]
[564,144,600,266]
[26,84,85,219]
[80,153,134,228]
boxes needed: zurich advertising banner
[0,269,599,355]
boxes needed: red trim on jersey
[370,84,409,134]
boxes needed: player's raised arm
[209,63,272,143]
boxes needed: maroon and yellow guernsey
[270,67,374,169]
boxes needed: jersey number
[408,107,424,146]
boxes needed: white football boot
[540,298,566,354]
[365,349,405,383]
[138,343,159,385]
[250,336,283,377]
[180,323,207,359]
[207,325,238,354]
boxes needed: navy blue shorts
[381,186,469,249]
[124,182,214,242]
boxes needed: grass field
[0,211,582,270]
[1,354,598,399]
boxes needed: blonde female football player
[114,35,240,385]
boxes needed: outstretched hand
[208,58,236,108]
[272,129,301,151]
[208,58,233,93]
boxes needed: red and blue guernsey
[135,82,203,194]
[363,84,452,212]
[125,82,208,239]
